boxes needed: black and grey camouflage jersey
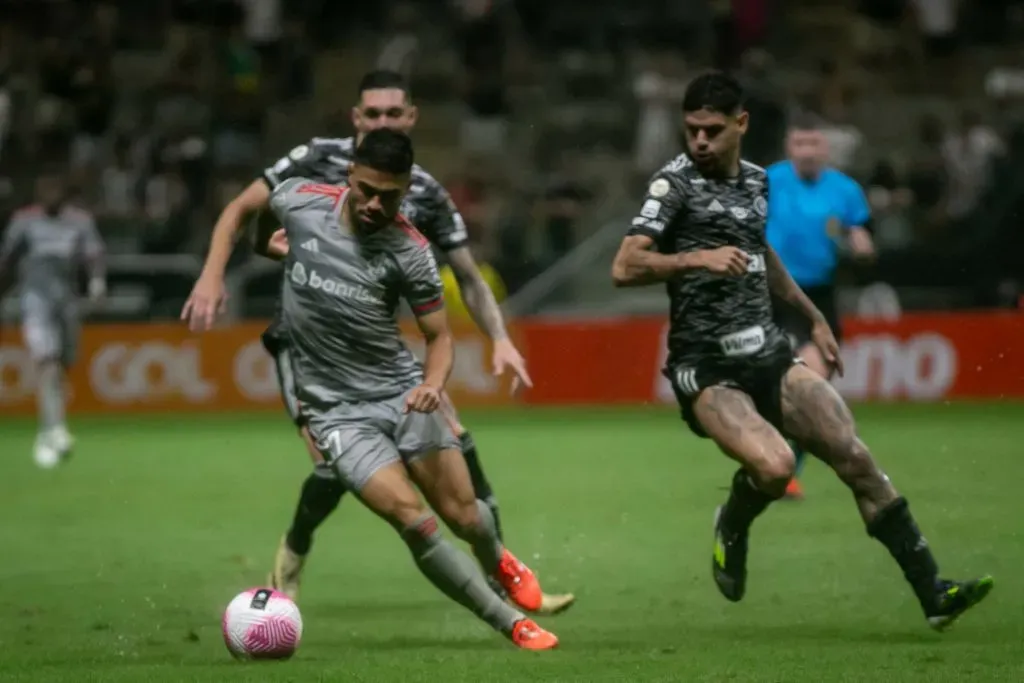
[260,136,469,353]
[627,154,789,368]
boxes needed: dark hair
[788,111,823,131]
[682,71,744,115]
[354,129,415,175]
[357,70,411,101]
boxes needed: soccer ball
[222,588,303,660]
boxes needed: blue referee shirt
[766,161,871,288]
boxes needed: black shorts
[772,285,841,351]
[270,344,304,428]
[665,350,800,439]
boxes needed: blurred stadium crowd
[2,0,1024,313]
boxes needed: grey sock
[467,499,504,575]
[402,515,522,633]
[36,363,65,433]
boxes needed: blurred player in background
[766,117,875,499]
[612,71,992,630]
[187,69,574,614]
[184,130,558,650]
[0,168,105,468]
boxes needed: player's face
[36,175,66,212]
[347,164,410,231]
[352,89,418,139]
[683,109,748,175]
[787,129,828,178]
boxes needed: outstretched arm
[612,234,702,287]
[446,246,508,341]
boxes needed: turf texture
[0,404,1020,682]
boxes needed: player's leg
[439,393,576,615]
[690,384,795,602]
[440,393,502,540]
[319,413,555,649]
[22,301,69,468]
[268,347,347,599]
[779,363,993,629]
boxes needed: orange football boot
[494,550,543,612]
[785,478,804,500]
[510,618,559,650]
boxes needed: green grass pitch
[0,404,1021,682]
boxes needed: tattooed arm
[765,246,826,324]
[612,235,704,287]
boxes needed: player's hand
[181,274,228,332]
[811,318,843,377]
[492,338,532,395]
[87,277,106,304]
[696,246,749,276]
[266,228,289,261]
[405,384,442,413]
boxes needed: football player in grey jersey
[187,70,574,615]
[183,130,559,650]
[0,168,105,468]
[612,72,992,630]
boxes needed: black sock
[720,469,778,532]
[460,432,503,543]
[285,474,346,556]
[867,497,940,610]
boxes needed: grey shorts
[272,347,303,427]
[305,390,462,491]
[21,295,79,366]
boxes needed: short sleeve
[267,177,315,233]
[263,140,321,190]
[414,178,469,252]
[841,176,871,228]
[626,174,688,242]
[401,239,445,316]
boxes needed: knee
[751,443,796,495]
[436,497,482,538]
[400,514,443,553]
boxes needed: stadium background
[1,1,1023,681]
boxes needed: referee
[767,116,875,499]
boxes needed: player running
[611,72,992,630]
[184,130,558,650]
[0,168,105,468]
[190,69,574,614]
[766,116,876,499]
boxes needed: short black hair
[682,71,744,115]
[788,112,823,131]
[354,129,415,175]
[357,70,411,101]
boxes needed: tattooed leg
[694,385,795,497]
[779,363,897,522]
[695,386,793,601]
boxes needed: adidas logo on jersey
[300,238,319,252]
[290,262,381,304]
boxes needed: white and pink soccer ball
[222,588,303,660]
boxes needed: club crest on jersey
[753,197,767,217]
[289,144,310,161]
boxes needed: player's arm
[402,243,453,411]
[0,214,28,297]
[612,176,747,286]
[446,246,508,342]
[765,246,827,325]
[253,142,324,256]
[842,177,875,261]
[79,213,107,301]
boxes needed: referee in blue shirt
[767,116,875,499]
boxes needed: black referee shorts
[771,284,841,351]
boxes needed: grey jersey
[269,178,445,408]
[261,136,467,352]
[0,205,103,305]
[627,154,788,367]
